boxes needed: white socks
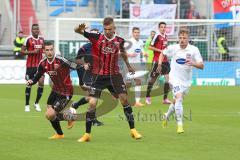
[135,85,141,103]
[175,98,183,126]
[166,103,175,119]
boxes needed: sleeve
[60,56,80,70]
[14,39,22,47]
[222,40,229,53]
[23,37,28,47]
[150,34,158,46]
[140,40,145,53]
[119,39,126,53]
[162,45,175,58]
[126,39,133,53]
[193,47,203,63]
[76,46,86,59]
[32,63,45,84]
[83,31,100,42]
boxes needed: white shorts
[125,71,148,81]
[170,83,190,98]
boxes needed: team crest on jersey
[54,64,60,70]
[133,6,140,17]
[113,41,119,46]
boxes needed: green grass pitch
[0,85,239,160]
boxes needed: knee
[88,98,97,108]
[45,107,56,120]
[119,94,128,105]
[45,112,56,121]
[135,79,141,85]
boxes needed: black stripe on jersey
[29,39,33,67]
[57,59,68,94]
[98,38,103,74]
[102,41,107,75]
[107,41,114,74]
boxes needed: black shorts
[89,74,126,98]
[150,62,170,78]
[47,91,72,112]
[25,67,37,80]
[76,68,93,86]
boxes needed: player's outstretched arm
[74,23,87,35]
[121,51,135,74]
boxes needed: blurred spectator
[13,31,25,59]
[144,30,156,63]
[217,31,231,61]
[180,0,191,19]
[186,2,200,19]
[122,0,130,18]
[154,0,176,4]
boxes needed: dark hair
[90,28,99,32]
[178,29,189,36]
[32,24,39,28]
[103,17,114,26]
[158,22,166,28]
[151,30,156,34]
[132,27,140,32]
[44,41,54,46]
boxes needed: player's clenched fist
[74,23,87,34]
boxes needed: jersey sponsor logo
[176,58,186,64]
[34,45,43,49]
[134,48,141,53]
[102,46,116,54]
[47,71,57,76]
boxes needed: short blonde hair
[178,28,189,36]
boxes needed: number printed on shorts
[173,86,180,93]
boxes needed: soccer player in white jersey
[126,27,147,107]
[157,29,204,133]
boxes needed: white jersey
[163,44,203,87]
[126,38,146,63]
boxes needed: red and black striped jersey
[83,31,125,75]
[151,33,168,62]
[32,55,77,96]
[23,35,44,68]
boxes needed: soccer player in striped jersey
[157,29,204,133]
[27,41,79,139]
[21,24,44,112]
[74,17,142,142]
[145,22,171,105]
